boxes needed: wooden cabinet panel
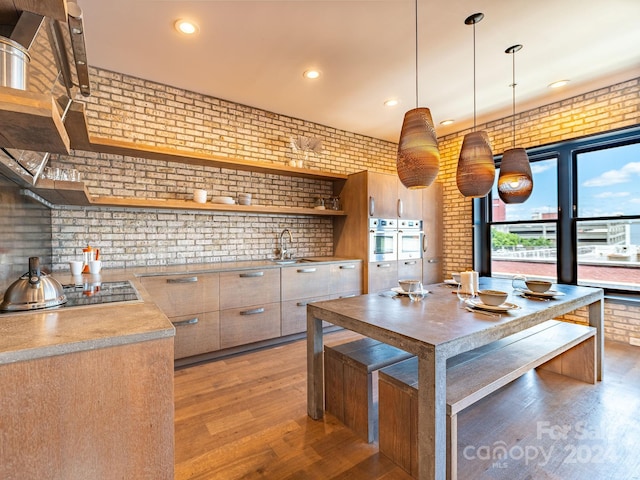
[398,259,422,282]
[398,182,423,219]
[220,303,281,349]
[367,261,398,294]
[171,311,220,359]
[329,262,362,295]
[281,295,331,336]
[367,171,399,218]
[219,269,280,309]
[140,273,219,317]
[281,264,330,301]
[0,338,174,480]
[422,182,443,285]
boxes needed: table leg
[588,298,604,381]
[307,310,324,419]
[417,350,447,480]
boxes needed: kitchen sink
[269,258,317,265]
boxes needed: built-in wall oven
[369,218,397,262]
[397,219,424,260]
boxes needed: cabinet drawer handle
[239,271,264,278]
[404,261,417,266]
[297,268,317,273]
[339,265,356,269]
[167,276,198,284]
[377,263,391,269]
[296,301,308,307]
[339,294,356,299]
[240,307,265,315]
[369,196,375,216]
[172,317,199,327]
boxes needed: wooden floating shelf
[0,87,70,154]
[65,103,347,183]
[28,180,344,216]
[30,179,92,206]
[89,197,346,216]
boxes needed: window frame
[474,124,640,295]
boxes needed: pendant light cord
[505,45,523,148]
[472,21,477,131]
[511,49,516,148]
[414,0,418,108]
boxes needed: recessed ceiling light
[549,79,570,89]
[303,70,321,80]
[384,99,399,107]
[175,19,199,35]
[440,119,454,126]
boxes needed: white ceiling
[78,0,640,143]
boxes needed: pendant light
[396,0,440,190]
[456,13,495,198]
[497,44,533,204]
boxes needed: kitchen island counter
[0,257,361,365]
[0,269,173,365]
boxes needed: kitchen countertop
[128,256,361,277]
[0,257,361,365]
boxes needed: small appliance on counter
[0,257,67,311]
[1,257,142,313]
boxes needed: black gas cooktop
[61,280,141,308]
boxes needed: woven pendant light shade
[397,107,440,189]
[497,44,532,204]
[456,12,494,198]
[497,147,533,203]
[457,131,495,197]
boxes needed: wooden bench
[377,320,597,479]
[324,337,413,442]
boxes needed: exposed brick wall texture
[51,67,640,343]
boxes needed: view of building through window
[489,142,640,292]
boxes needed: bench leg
[537,336,596,384]
[324,350,345,422]
[378,379,415,475]
[447,414,457,480]
[343,363,374,442]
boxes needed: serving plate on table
[518,289,565,299]
[444,279,459,286]
[465,299,521,313]
[391,286,429,296]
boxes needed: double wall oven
[398,219,424,260]
[368,218,424,262]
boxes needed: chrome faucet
[279,228,293,260]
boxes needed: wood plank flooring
[174,331,640,480]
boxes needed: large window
[575,142,640,290]
[490,157,558,282]
[477,126,640,293]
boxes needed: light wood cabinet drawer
[220,303,281,349]
[368,261,398,293]
[170,311,220,360]
[281,264,330,301]
[140,273,219,317]
[398,259,422,282]
[281,295,331,336]
[219,269,280,309]
[329,262,362,295]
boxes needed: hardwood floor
[174,332,640,480]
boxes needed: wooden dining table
[306,277,604,480]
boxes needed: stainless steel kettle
[0,257,67,311]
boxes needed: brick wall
[50,67,398,270]
[50,67,640,343]
[436,77,640,344]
